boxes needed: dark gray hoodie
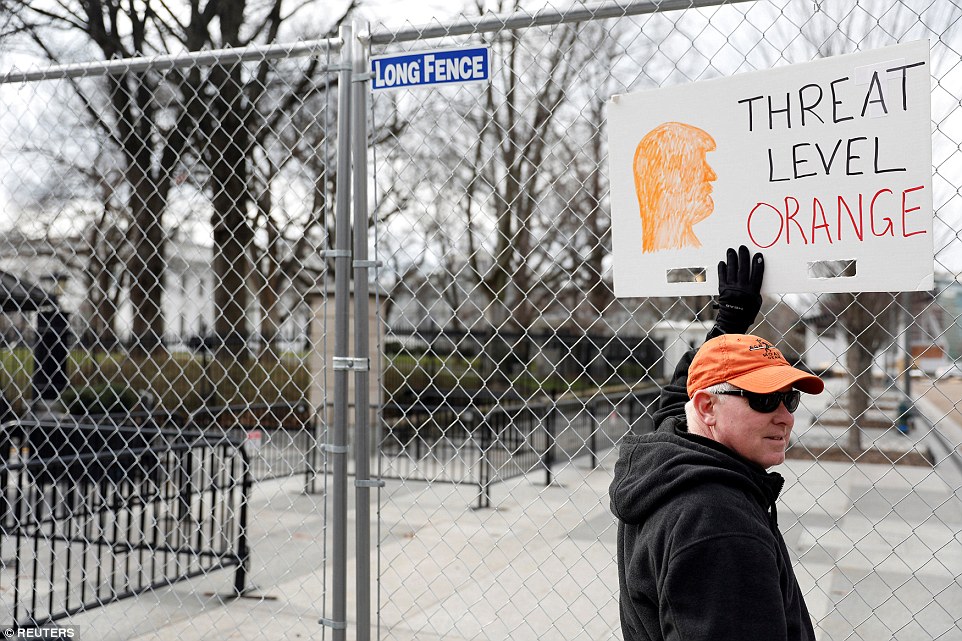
[609,348,815,641]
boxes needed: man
[633,122,717,253]
[610,246,823,641]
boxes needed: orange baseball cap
[687,334,824,397]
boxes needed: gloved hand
[708,245,764,338]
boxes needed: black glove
[708,245,764,339]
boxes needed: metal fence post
[322,23,353,641]
[544,394,557,487]
[351,21,376,641]
[589,401,599,470]
[304,414,320,494]
[232,450,252,596]
[900,291,914,432]
[477,413,491,510]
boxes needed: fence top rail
[0,36,344,85]
[2,416,195,437]
[1,435,247,474]
[366,0,755,45]
[0,418,247,451]
[191,400,312,414]
[1,417,177,437]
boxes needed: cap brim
[728,364,825,395]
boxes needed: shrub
[62,384,141,416]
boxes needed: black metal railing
[91,402,323,487]
[0,418,251,629]
[379,387,659,508]
[187,401,321,485]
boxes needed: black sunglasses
[714,389,801,414]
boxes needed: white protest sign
[607,40,932,297]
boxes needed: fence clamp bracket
[320,444,350,455]
[319,617,347,630]
[353,259,383,269]
[333,356,369,371]
[355,478,386,488]
[320,249,351,259]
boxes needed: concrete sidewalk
[63,384,962,641]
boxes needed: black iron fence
[188,401,322,486]
[380,387,659,508]
[89,402,321,486]
[0,418,251,629]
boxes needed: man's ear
[691,390,717,427]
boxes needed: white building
[0,231,313,350]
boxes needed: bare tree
[437,15,606,380]
[7,0,222,354]
[372,7,657,389]
[175,0,355,360]
[3,91,133,351]
[246,17,358,360]
[82,160,129,350]
[8,0,356,361]
[791,1,962,449]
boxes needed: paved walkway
[57,381,962,640]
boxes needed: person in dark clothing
[609,246,825,641]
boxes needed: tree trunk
[583,111,613,324]
[127,168,167,355]
[843,292,877,451]
[208,93,251,359]
[481,297,514,387]
[258,207,284,364]
[85,225,121,351]
[93,265,119,351]
[845,337,874,451]
[208,4,253,362]
[211,220,251,357]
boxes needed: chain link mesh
[371,2,962,640]
[0,0,960,639]
[0,23,342,638]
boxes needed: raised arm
[652,246,765,429]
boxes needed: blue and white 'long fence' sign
[371,46,491,91]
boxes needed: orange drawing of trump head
[633,122,716,253]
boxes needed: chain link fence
[0,0,960,639]
[370,1,962,640]
[0,24,345,638]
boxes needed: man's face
[710,385,795,469]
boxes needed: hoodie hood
[610,416,785,525]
